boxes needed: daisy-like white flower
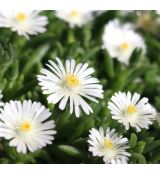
[0,90,4,107]
[37,57,103,118]
[108,91,157,132]
[55,10,93,28]
[102,19,146,65]
[88,127,130,164]
[0,100,56,153]
[0,10,48,39]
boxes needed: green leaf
[70,117,94,140]
[57,145,83,158]
[83,46,100,60]
[134,141,145,154]
[0,42,15,79]
[144,140,160,153]
[129,48,143,65]
[103,49,114,78]
[6,60,19,81]
[22,44,50,75]
[151,152,160,163]
[132,153,146,164]
[82,25,91,48]
[129,133,137,148]
[9,79,38,99]
[0,158,10,164]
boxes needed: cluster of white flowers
[36,57,157,163]
[0,11,147,67]
[87,92,156,164]
[0,11,158,164]
[0,10,93,38]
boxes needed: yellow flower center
[127,104,137,114]
[20,121,32,132]
[65,74,80,88]
[16,12,27,22]
[104,139,113,149]
[120,42,129,50]
[69,10,79,17]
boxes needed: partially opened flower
[88,127,130,164]
[0,10,48,39]
[102,19,146,65]
[37,57,103,117]
[0,100,56,153]
[55,10,93,27]
[108,91,156,132]
[0,90,4,107]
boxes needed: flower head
[108,91,156,132]
[88,127,130,164]
[0,10,48,39]
[0,100,56,153]
[102,19,146,65]
[37,57,103,117]
[55,10,93,28]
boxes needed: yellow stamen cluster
[104,139,113,149]
[120,42,129,50]
[65,74,80,88]
[69,10,79,17]
[20,122,32,132]
[127,104,137,114]
[16,12,27,22]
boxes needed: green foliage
[0,10,160,164]
[129,133,137,148]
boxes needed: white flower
[55,10,93,28]
[0,100,56,153]
[102,19,146,65]
[0,10,48,39]
[88,127,130,164]
[108,91,157,132]
[37,57,103,118]
[0,90,4,107]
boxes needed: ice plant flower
[88,127,130,164]
[0,10,48,39]
[55,10,93,28]
[0,90,4,107]
[0,100,56,153]
[102,19,146,65]
[108,91,157,132]
[37,57,104,117]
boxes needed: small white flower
[88,127,130,164]
[102,19,146,65]
[37,57,103,118]
[0,90,4,107]
[0,100,56,153]
[55,10,93,28]
[0,10,48,39]
[108,91,157,132]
